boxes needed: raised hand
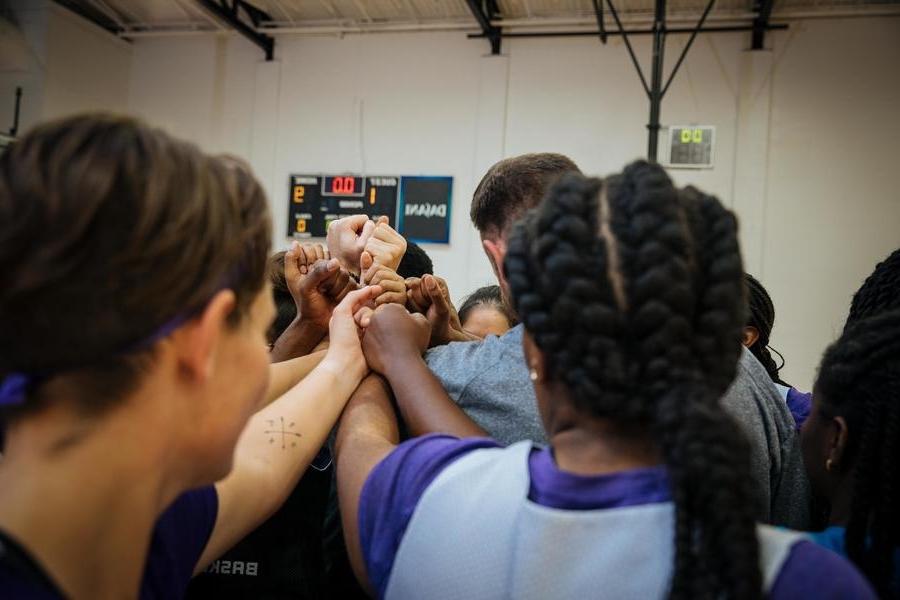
[405,274,477,347]
[320,285,382,383]
[360,252,407,306]
[326,215,376,276]
[361,217,407,273]
[359,303,431,376]
[285,243,358,331]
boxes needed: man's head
[470,153,580,297]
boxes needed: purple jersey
[359,434,874,600]
[0,486,218,599]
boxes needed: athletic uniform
[359,434,875,600]
[186,447,333,599]
[0,486,217,599]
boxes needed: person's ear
[742,326,760,348]
[522,331,547,384]
[482,237,508,288]
[826,415,850,473]
[172,290,237,384]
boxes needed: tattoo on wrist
[264,417,302,449]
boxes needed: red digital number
[332,176,355,195]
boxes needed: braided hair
[504,162,761,599]
[847,247,900,327]
[816,309,900,596]
[744,273,789,386]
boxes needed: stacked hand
[320,286,383,383]
[285,242,358,331]
[326,215,377,276]
[361,217,407,273]
[354,303,432,376]
[405,275,477,347]
[360,252,407,306]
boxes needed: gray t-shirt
[425,324,810,529]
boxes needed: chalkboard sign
[666,126,715,169]
[398,176,453,244]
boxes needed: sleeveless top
[384,441,804,600]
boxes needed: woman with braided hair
[743,273,811,430]
[333,161,872,599]
[802,309,900,597]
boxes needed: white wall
[8,12,900,388]
[0,1,131,132]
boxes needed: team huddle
[0,114,897,599]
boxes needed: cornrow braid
[505,162,761,599]
[846,248,900,326]
[744,273,789,387]
[816,309,900,596]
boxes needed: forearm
[335,375,400,593]
[236,359,361,506]
[264,350,326,409]
[199,359,363,571]
[384,355,487,438]
[270,317,327,362]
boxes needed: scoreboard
[287,174,453,243]
[666,125,715,169]
[287,175,400,238]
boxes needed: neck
[825,470,857,527]
[548,414,661,476]
[0,393,185,598]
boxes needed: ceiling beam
[51,0,123,34]
[751,0,776,49]
[465,0,502,54]
[196,0,274,60]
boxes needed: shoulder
[358,434,502,599]
[426,325,523,371]
[770,540,876,599]
[142,486,219,598]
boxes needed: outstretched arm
[196,286,381,573]
[334,374,399,594]
[270,244,357,362]
[358,304,487,439]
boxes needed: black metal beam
[8,87,22,138]
[465,0,502,55]
[751,0,776,49]
[646,0,667,162]
[198,0,274,60]
[467,23,787,39]
[51,0,123,35]
[662,0,715,97]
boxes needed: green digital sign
[668,126,714,168]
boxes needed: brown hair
[470,153,581,239]
[0,114,271,417]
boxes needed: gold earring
[529,369,539,382]
[826,459,834,472]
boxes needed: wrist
[320,348,368,384]
[382,348,427,382]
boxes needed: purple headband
[0,264,244,409]
[0,282,234,409]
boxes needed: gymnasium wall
[3,4,899,388]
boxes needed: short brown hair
[470,153,580,238]
[0,114,271,416]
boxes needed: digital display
[287,175,398,238]
[667,126,714,169]
[322,176,365,197]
